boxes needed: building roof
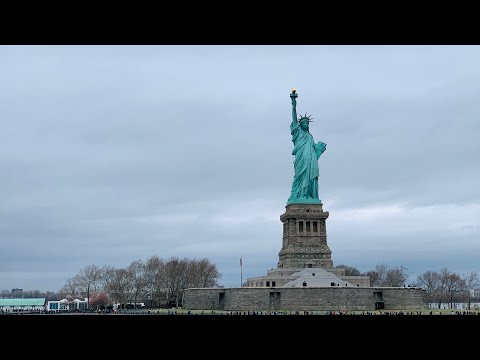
[283,268,353,287]
[48,298,87,303]
[0,298,46,307]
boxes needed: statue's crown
[298,113,314,123]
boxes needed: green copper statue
[287,89,327,205]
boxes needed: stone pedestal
[277,203,333,269]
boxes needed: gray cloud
[1,45,479,291]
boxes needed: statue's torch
[290,88,298,99]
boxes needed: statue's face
[300,120,309,131]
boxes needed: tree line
[416,268,479,309]
[337,263,479,309]
[58,256,221,309]
[336,263,410,287]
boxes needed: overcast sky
[1,45,479,292]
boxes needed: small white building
[46,298,88,312]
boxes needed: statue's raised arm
[290,88,298,126]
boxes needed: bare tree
[180,259,196,305]
[462,271,479,310]
[191,258,221,288]
[105,268,134,308]
[440,267,465,309]
[59,277,81,300]
[416,270,441,305]
[144,256,166,307]
[164,257,189,307]
[99,265,116,291]
[176,258,221,306]
[365,264,408,287]
[384,265,408,287]
[365,264,388,287]
[128,260,146,308]
[75,265,103,309]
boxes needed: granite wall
[184,287,425,311]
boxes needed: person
[287,89,327,204]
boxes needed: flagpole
[240,257,243,287]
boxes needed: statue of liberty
[287,89,327,205]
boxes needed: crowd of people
[2,308,480,315]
